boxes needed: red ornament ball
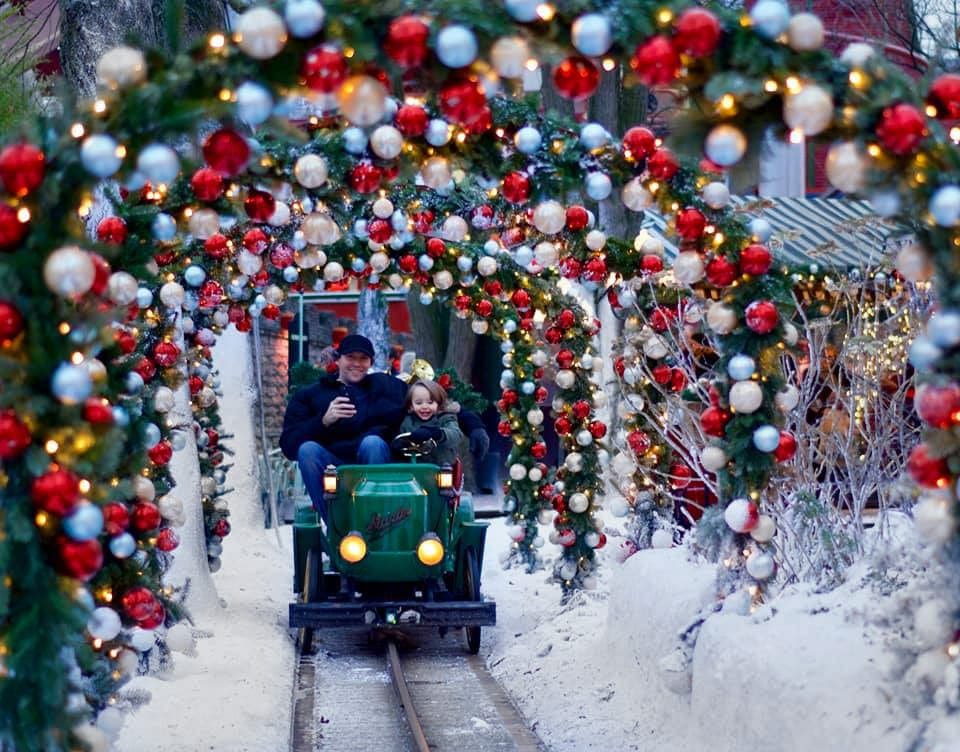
[589,421,607,439]
[395,104,428,136]
[31,467,80,516]
[134,356,156,382]
[0,143,45,197]
[511,289,531,311]
[631,36,681,87]
[270,243,295,268]
[483,280,503,297]
[672,8,722,57]
[213,518,232,538]
[915,383,960,428]
[83,397,114,425]
[103,503,129,535]
[572,400,591,420]
[121,586,158,622]
[669,462,693,489]
[652,363,672,383]
[115,329,136,354]
[191,167,224,202]
[0,409,31,459]
[559,257,582,279]
[534,385,548,403]
[476,299,494,317]
[875,103,927,156]
[557,309,577,329]
[206,428,220,447]
[647,148,679,180]
[131,501,162,532]
[907,443,949,489]
[676,207,706,241]
[244,189,276,222]
[152,341,180,368]
[148,440,173,466]
[744,300,779,334]
[438,77,488,130]
[531,442,548,460]
[398,254,417,273]
[139,601,166,629]
[552,56,600,100]
[584,256,607,282]
[544,326,563,344]
[97,216,128,245]
[565,205,590,231]
[366,218,391,244]
[627,430,651,455]
[243,228,269,254]
[385,15,430,68]
[773,430,797,462]
[739,244,772,275]
[88,253,111,296]
[0,204,28,251]
[301,45,347,93]
[623,126,657,161]
[640,254,664,274]
[554,416,573,435]
[649,308,673,333]
[202,129,250,176]
[0,300,23,344]
[454,293,472,311]
[502,171,531,204]
[927,73,960,120]
[497,420,511,437]
[501,389,518,406]
[204,233,230,260]
[58,538,103,581]
[700,406,730,437]
[199,280,225,308]
[350,163,382,193]
[425,237,446,258]
[156,527,180,552]
[706,256,737,286]
[556,349,575,369]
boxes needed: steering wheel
[391,432,438,459]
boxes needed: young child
[398,379,465,465]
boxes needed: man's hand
[322,396,356,427]
[469,428,490,459]
[410,426,444,442]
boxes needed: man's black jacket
[280,372,407,462]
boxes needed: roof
[642,196,906,270]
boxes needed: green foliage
[436,367,489,414]
[289,360,324,397]
[0,7,43,135]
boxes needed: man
[280,334,406,522]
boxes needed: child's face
[410,385,438,420]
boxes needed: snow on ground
[111,330,956,751]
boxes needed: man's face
[338,352,372,384]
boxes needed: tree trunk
[442,315,476,378]
[406,287,444,367]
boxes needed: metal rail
[386,639,431,752]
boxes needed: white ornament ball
[236,7,287,59]
[133,476,155,501]
[576,429,594,447]
[372,198,394,219]
[643,335,669,360]
[532,200,565,235]
[526,408,544,426]
[774,384,800,412]
[788,13,825,51]
[433,270,454,290]
[611,452,637,476]
[783,85,834,137]
[370,125,403,159]
[534,241,559,268]
[651,529,674,549]
[928,311,960,348]
[294,154,328,188]
[750,0,791,39]
[706,302,738,334]
[555,369,576,389]
[236,250,263,276]
[87,607,122,641]
[441,214,468,241]
[750,514,777,543]
[137,143,180,185]
[723,498,759,533]
[269,201,291,227]
[153,386,175,413]
[509,463,527,480]
[284,0,326,38]
[727,354,756,381]
[568,492,590,513]
[425,119,451,147]
[752,425,781,452]
[825,142,866,194]
[323,261,345,282]
[421,156,452,190]
[514,126,542,154]
[705,124,747,167]
[572,13,612,56]
[930,186,960,227]
[129,627,156,652]
[44,246,95,297]
[622,178,654,211]
[81,134,123,178]
[565,452,584,472]
[342,126,368,154]
[436,25,477,68]
[96,46,147,89]
[477,256,498,276]
[840,42,875,67]
[580,123,610,150]
[236,81,274,126]
[52,364,92,405]
[188,208,220,239]
[673,251,705,284]
[337,75,388,126]
[609,495,630,517]
[585,229,606,251]
[702,182,730,209]
[700,446,728,472]
[107,272,138,305]
[302,213,341,245]
[730,381,764,414]
[491,37,530,79]
[585,172,612,201]
[165,623,195,654]
[471,319,489,335]
[914,494,955,544]
[746,551,775,580]
[896,243,933,282]
[95,706,125,738]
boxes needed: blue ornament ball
[727,354,757,381]
[63,502,104,542]
[109,533,137,559]
[425,119,451,147]
[152,213,177,241]
[521,381,536,395]
[142,422,162,449]
[585,172,612,201]
[503,319,518,334]
[418,254,434,271]
[351,257,367,273]
[579,123,609,150]
[752,425,781,453]
[125,371,144,394]
[52,363,93,405]
[87,607,122,641]
[236,82,274,126]
[135,287,154,308]
[505,0,539,21]
[80,134,122,178]
[500,369,515,386]
[750,0,791,39]
[183,265,206,287]
[750,217,774,243]
[909,336,943,372]
[342,127,368,154]
[436,25,478,68]
[514,126,542,154]
[928,310,960,348]
[419,291,434,306]
[284,0,325,37]
[931,186,960,227]
[456,255,474,272]
[572,14,612,56]
[514,245,534,267]
[112,406,129,427]
[136,143,180,185]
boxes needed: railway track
[290,627,544,752]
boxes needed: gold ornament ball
[236,7,288,59]
[532,200,565,235]
[825,141,866,194]
[337,75,388,127]
[44,246,96,298]
[706,302,738,334]
[490,36,529,79]
[622,177,654,212]
[301,213,341,246]
[896,242,933,282]
[294,154,328,188]
[783,84,834,137]
[421,156,452,190]
[787,13,825,51]
[188,208,220,239]
[96,46,147,90]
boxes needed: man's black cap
[336,334,375,359]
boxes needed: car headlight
[437,464,454,490]
[322,465,338,494]
[416,533,444,566]
[339,532,367,563]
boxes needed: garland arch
[0,0,958,747]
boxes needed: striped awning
[642,196,905,270]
